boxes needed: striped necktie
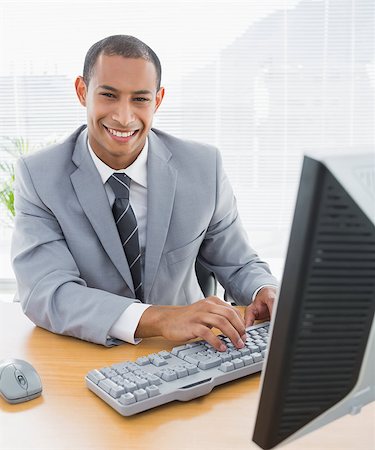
[108,173,143,301]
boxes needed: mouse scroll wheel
[14,369,28,389]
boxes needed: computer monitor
[252,151,375,449]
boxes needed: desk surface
[0,302,374,450]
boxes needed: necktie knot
[108,173,131,199]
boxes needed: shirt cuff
[252,285,278,301]
[109,303,152,344]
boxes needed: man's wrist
[135,305,167,338]
[109,303,151,344]
[252,285,277,301]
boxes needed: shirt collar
[87,132,148,188]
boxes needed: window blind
[0,0,374,282]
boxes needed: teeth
[107,127,136,138]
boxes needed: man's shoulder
[20,125,86,171]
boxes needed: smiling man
[11,35,277,350]
[77,53,164,169]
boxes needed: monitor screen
[252,152,375,449]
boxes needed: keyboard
[85,321,270,416]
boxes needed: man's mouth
[103,125,139,141]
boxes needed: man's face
[75,54,164,169]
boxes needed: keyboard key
[133,376,149,389]
[230,350,242,359]
[136,357,150,366]
[184,355,199,365]
[158,350,172,359]
[174,366,189,378]
[112,375,125,385]
[100,368,117,378]
[150,356,167,367]
[115,367,130,376]
[197,357,222,370]
[143,373,162,385]
[247,345,260,353]
[252,352,263,362]
[126,362,141,372]
[161,369,178,382]
[119,392,136,405]
[184,363,199,375]
[219,352,233,362]
[184,353,222,370]
[242,355,254,366]
[171,344,188,356]
[153,369,164,378]
[219,361,234,372]
[239,348,251,356]
[177,345,206,359]
[146,385,161,397]
[87,369,106,385]
[134,389,148,401]
[98,378,119,394]
[185,341,203,348]
[124,373,137,382]
[123,381,137,393]
[110,384,125,398]
[232,358,245,369]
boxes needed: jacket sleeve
[197,149,278,305]
[11,157,136,346]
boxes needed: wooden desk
[1,302,374,450]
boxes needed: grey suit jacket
[11,126,277,346]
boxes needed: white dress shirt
[87,136,151,344]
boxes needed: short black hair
[83,35,162,90]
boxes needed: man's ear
[154,86,165,112]
[75,76,87,107]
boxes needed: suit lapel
[144,130,177,300]
[70,128,135,294]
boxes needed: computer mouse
[0,359,42,404]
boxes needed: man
[11,35,277,351]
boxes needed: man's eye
[134,97,149,102]
[101,92,115,98]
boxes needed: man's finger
[195,325,227,352]
[244,305,259,327]
[265,296,274,316]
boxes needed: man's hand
[244,287,277,328]
[135,297,247,352]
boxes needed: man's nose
[111,101,135,126]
